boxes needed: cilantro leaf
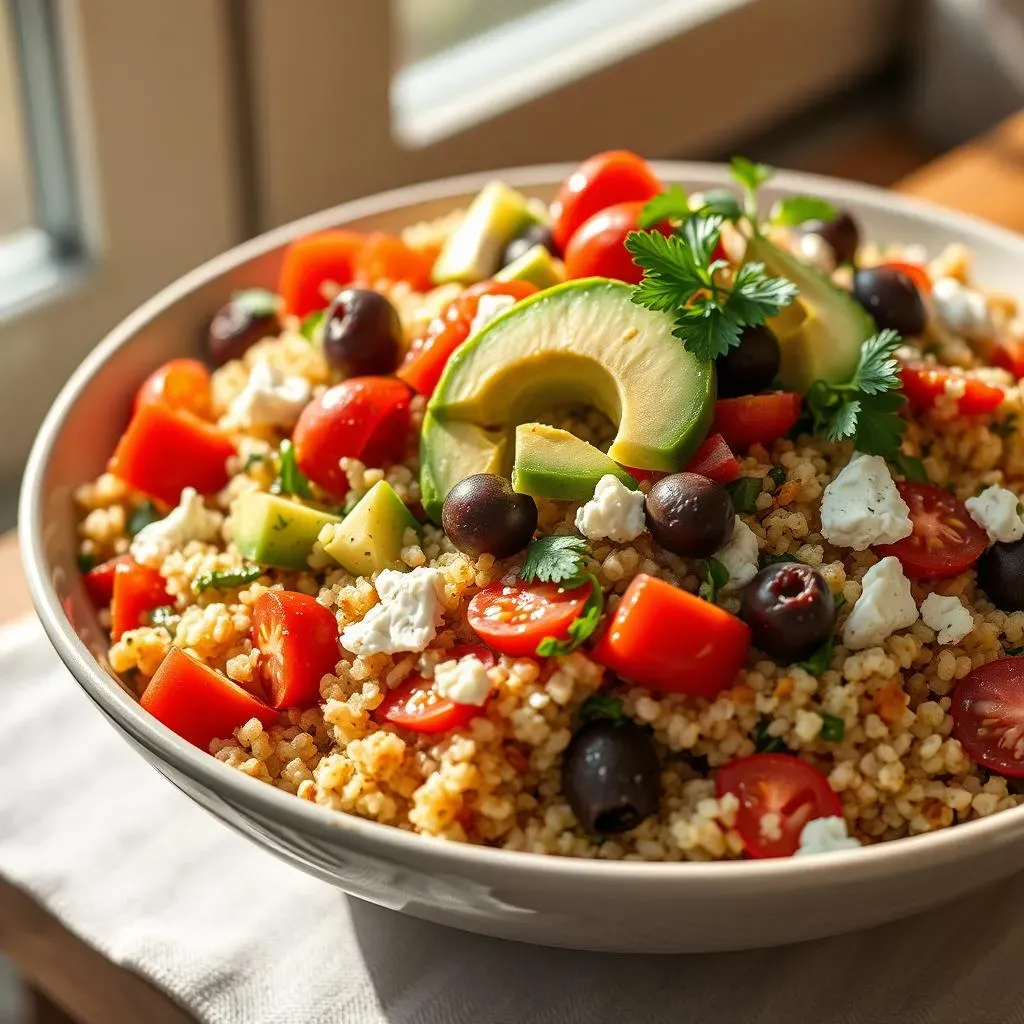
[520,535,589,585]
[626,230,705,297]
[798,636,835,676]
[768,466,787,489]
[697,188,744,222]
[192,564,262,595]
[232,288,281,319]
[638,184,690,229]
[769,196,838,228]
[725,477,762,514]
[681,213,724,266]
[853,391,907,459]
[730,156,774,196]
[579,693,625,723]
[850,329,902,395]
[754,716,787,753]
[697,557,730,603]
[671,302,744,360]
[820,712,845,742]
[536,573,604,656]
[724,261,799,325]
[760,552,805,568]
[272,439,313,499]
[891,453,928,483]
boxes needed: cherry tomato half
[713,392,802,451]
[715,753,842,859]
[551,151,661,252]
[467,580,591,658]
[278,230,365,318]
[398,279,538,397]
[951,657,1024,777]
[876,482,987,580]
[564,201,670,284]
[251,590,340,710]
[899,363,1004,416]
[684,432,740,484]
[376,645,497,734]
[291,377,412,499]
[135,359,213,420]
[354,232,435,292]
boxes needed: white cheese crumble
[574,474,646,543]
[715,517,760,593]
[931,276,994,340]
[793,816,861,856]
[129,487,223,566]
[340,567,445,655]
[468,293,516,336]
[434,655,493,706]
[819,453,913,551]
[227,360,311,430]
[920,593,974,646]
[965,485,1024,545]
[842,555,919,651]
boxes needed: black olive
[798,210,860,265]
[207,298,277,366]
[645,472,735,558]
[715,324,781,398]
[442,474,537,558]
[562,719,660,835]
[978,539,1024,611]
[501,221,559,267]
[322,287,403,377]
[852,266,926,336]
[742,563,836,661]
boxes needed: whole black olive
[645,472,735,557]
[322,287,403,377]
[502,221,558,267]
[742,562,836,661]
[798,210,860,265]
[562,719,660,835]
[442,474,537,558]
[207,292,279,366]
[852,266,927,336]
[715,324,781,398]
[978,539,1024,611]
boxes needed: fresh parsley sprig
[697,557,729,603]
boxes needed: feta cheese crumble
[340,567,445,655]
[715,517,760,593]
[920,593,974,646]
[965,485,1024,545]
[434,655,493,706]
[842,555,919,651]
[793,816,861,856]
[931,276,994,340]
[227,360,311,430]
[469,293,516,336]
[130,487,223,566]
[820,453,913,551]
[575,474,646,543]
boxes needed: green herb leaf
[638,183,690,229]
[851,328,903,395]
[993,413,1019,438]
[833,592,847,612]
[77,551,97,573]
[127,500,162,537]
[853,391,907,459]
[725,476,762,514]
[243,452,267,472]
[147,604,180,636]
[697,557,730,603]
[299,309,326,342]
[891,453,928,483]
[798,636,835,677]
[760,552,805,568]
[768,465,787,489]
[730,156,774,197]
[1005,646,1024,657]
[191,564,262,595]
[272,439,313,499]
[536,573,604,656]
[681,213,725,267]
[769,196,838,228]
[820,712,845,742]
[232,288,281,319]
[697,188,744,222]
[753,716,787,753]
[723,260,799,325]
[520,535,589,585]
[579,694,625,723]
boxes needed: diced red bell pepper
[993,339,1024,380]
[111,561,171,640]
[141,647,278,749]
[278,230,365,318]
[83,553,133,606]
[354,232,435,292]
[899,363,1004,416]
[591,573,751,698]
[109,403,235,506]
[713,392,802,451]
[685,432,740,484]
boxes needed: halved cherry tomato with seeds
[134,359,213,420]
[376,645,497,734]
[713,392,802,451]
[467,580,591,658]
[876,482,987,580]
[251,590,340,709]
[278,230,365,318]
[899,362,1004,416]
[684,431,740,484]
[111,561,171,640]
[951,658,1024,777]
[354,232,435,292]
[715,753,842,858]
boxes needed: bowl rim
[21,160,1024,886]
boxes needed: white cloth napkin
[2,617,1024,1024]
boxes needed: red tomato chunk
[899,363,1004,416]
[111,561,170,640]
[278,230,365,318]
[713,392,802,451]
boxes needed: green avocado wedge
[420,278,714,522]
[233,492,341,571]
[323,481,420,577]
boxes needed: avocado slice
[745,233,875,391]
[421,278,714,522]
[495,244,565,290]
[512,423,637,501]
[432,182,539,286]
[232,492,341,571]
[323,481,420,577]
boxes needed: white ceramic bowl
[20,163,1024,954]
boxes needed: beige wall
[0,4,33,236]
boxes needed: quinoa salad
[74,152,1024,862]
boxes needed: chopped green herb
[232,288,281,319]
[768,465,787,490]
[535,572,604,657]
[520,535,589,585]
[798,636,836,677]
[191,564,262,595]
[833,592,847,612]
[579,694,625,723]
[820,712,846,742]
[768,195,837,228]
[300,308,326,341]
[993,413,1019,438]
[725,476,762,514]
[147,604,180,636]
[753,716,787,753]
[272,439,313,499]
[76,551,97,573]
[127,500,162,537]
[729,155,775,208]
[637,183,690,229]
[243,452,267,472]
[760,552,805,568]
[1005,646,1024,657]
[697,557,730,603]
[695,187,744,222]
[891,453,928,483]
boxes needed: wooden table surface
[7,113,1024,1023]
